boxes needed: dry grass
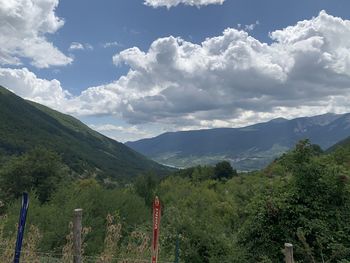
[22,225,42,262]
[0,212,156,263]
[96,214,122,263]
[61,222,74,263]
[119,230,151,263]
[61,221,91,263]
[0,214,15,263]
[0,219,42,262]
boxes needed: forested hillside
[0,86,169,179]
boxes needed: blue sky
[1,0,350,141]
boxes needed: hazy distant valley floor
[150,144,290,171]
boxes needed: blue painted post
[13,192,29,263]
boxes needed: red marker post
[151,196,161,263]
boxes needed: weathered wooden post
[285,243,294,263]
[73,209,83,263]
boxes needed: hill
[0,86,169,178]
[327,135,350,152]
[126,113,350,170]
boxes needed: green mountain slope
[328,136,350,150]
[0,86,169,178]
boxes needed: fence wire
[0,246,174,263]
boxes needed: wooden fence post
[285,243,294,263]
[73,209,83,263]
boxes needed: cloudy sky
[1,0,350,142]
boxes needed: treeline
[1,140,350,262]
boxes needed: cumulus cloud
[102,41,122,48]
[69,42,84,50]
[87,124,153,142]
[73,11,350,127]
[237,21,260,31]
[90,124,133,132]
[0,67,70,110]
[144,0,225,8]
[0,0,72,68]
[69,42,93,51]
[90,124,148,136]
[2,11,350,136]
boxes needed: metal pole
[13,192,29,263]
[151,196,161,263]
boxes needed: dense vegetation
[0,85,169,179]
[1,139,350,262]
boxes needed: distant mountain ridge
[0,86,169,179]
[327,135,350,153]
[126,113,350,170]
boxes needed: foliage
[134,172,159,206]
[213,161,237,181]
[0,148,68,203]
[1,139,350,262]
[238,140,350,262]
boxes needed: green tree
[158,176,238,263]
[332,146,350,166]
[213,161,237,181]
[134,172,158,206]
[238,141,350,262]
[0,148,69,203]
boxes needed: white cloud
[144,0,225,8]
[89,124,141,133]
[2,11,350,140]
[88,124,152,142]
[244,20,260,31]
[103,41,122,48]
[85,43,94,50]
[0,0,72,68]
[75,11,350,127]
[69,42,93,51]
[0,67,70,110]
[69,42,84,50]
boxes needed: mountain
[0,86,169,179]
[126,113,350,171]
[327,135,350,152]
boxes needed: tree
[134,172,158,206]
[213,161,237,180]
[238,141,350,262]
[0,148,68,203]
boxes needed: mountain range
[126,113,350,171]
[2,82,350,174]
[0,86,169,179]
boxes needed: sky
[1,0,350,142]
